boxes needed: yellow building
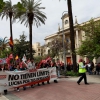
[32,42,46,57]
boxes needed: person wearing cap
[77,59,89,85]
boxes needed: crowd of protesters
[1,56,100,76]
[0,54,66,94]
[1,54,100,94]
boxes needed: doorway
[66,57,71,64]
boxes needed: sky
[0,0,100,45]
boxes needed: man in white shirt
[27,59,35,69]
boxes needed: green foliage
[0,0,5,13]
[0,0,5,9]
[47,36,70,58]
[0,37,8,50]
[14,0,47,27]
[0,37,9,58]
[76,19,100,60]
[34,56,43,63]
[14,0,47,59]
[0,48,11,58]
[66,71,79,76]
[61,71,79,76]
[13,33,35,58]
[0,0,15,20]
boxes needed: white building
[44,13,100,64]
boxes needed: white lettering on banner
[0,67,57,92]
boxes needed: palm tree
[0,37,8,50]
[15,0,47,59]
[0,0,15,51]
[67,0,77,72]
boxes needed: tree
[0,37,8,50]
[0,37,10,57]
[67,0,77,72]
[14,0,47,59]
[13,33,35,59]
[34,56,43,63]
[47,36,70,59]
[0,48,11,58]
[0,0,5,12]
[0,0,15,51]
[76,19,100,61]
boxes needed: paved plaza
[0,74,100,100]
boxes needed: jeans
[88,67,92,75]
[57,70,60,77]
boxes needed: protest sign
[0,67,57,93]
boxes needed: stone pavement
[1,74,100,100]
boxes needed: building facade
[44,14,100,64]
[32,42,46,57]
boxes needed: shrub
[61,71,79,76]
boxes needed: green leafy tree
[34,56,42,63]
[0,37,8,50]
[0,0,16,51]
[0,37,10,58]
[0,0,5,12]
[14,0,47,59]
[47,36,70,59]
[76,19,100,61]
[0,48,11,58]
[13,33,35,59]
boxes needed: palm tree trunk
[9,16,13,51]
[67,0,77,72]
[29,23,33,59]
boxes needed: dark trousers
[77,73,87,84]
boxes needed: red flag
[9,37,13,47]
[6,57,10,64]
[9,53,13,59]
[45,57,51,62]
[36,57,52,69]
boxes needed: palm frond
[14,0,47,27]
[0,0,16,21]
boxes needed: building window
[66,38,69,42]
[65,20,68,24]
[38,53,40,56]
[41,53,43,56]
[44,50,45,52]
[48,50,50,54]
[38,49,40,51]
[48,42,50,45]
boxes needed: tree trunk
[67,0,77,72]
[29,23,33,59]
[9,16,13,51]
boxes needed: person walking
[77,59,89,85]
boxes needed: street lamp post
[62,11,68,71]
